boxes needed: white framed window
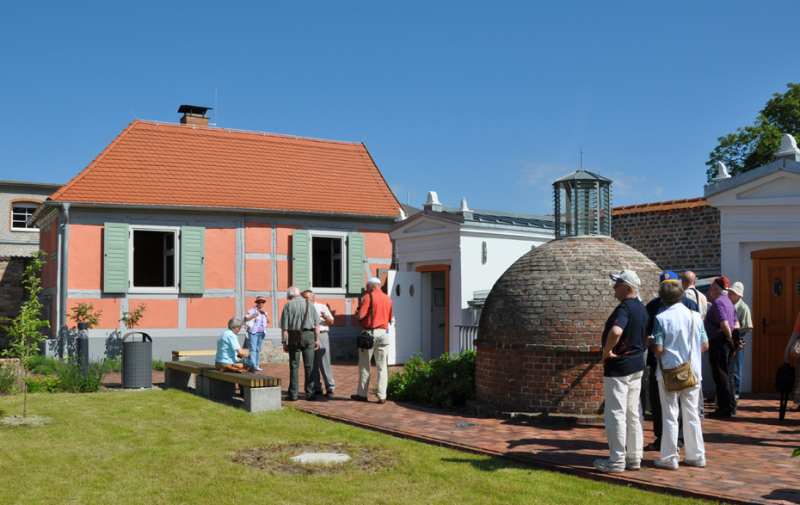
[310,230,348,294]
[11,201,40,231]
[128,225,180,293]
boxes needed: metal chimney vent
[553,169,613,239]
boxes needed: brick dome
[475,236,660,417]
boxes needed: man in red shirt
[351,277,393,404]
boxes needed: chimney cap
[177,105,212,116]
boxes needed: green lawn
[0,390,716,505]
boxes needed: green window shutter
[347,232,365,294]
[180,226,205,294]
[292,230,310,291]
[103,222,129,293]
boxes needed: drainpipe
[59,203,70,358]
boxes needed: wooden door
[752,248,800,392]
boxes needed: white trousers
[603,370,643,463]
[357,329,390,400]
[657,380,705,464]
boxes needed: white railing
[455,325,479,353]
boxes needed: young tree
[706,83,800,182]
[3,250,50,417]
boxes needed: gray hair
[228,317,243,330]
[287,286,301,297]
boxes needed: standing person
[303,290,336,397]
[705,276,739,418]
[643,271,698,452]
[280,286,320,401]
[728,282,752,399]
[351,277,393,404]
[651,279,709,470]
[682,271,708,319]
[782,310,800,406]
[594,270,648,474]
[243,295,270,371]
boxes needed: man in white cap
[595,269,648,474]
[728,281,752,399]
[351,277,393,404]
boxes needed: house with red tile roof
[32,106,401,363]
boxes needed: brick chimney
[178,105,212,126]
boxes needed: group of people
[595,268,753,474]
[213,277,394,404]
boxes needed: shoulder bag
[659,315,699,393]
[356,292,375,350]
[245,309,256,330]
[776,362,796,421]
[287,300,310,350]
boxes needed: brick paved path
[109,363,800,504]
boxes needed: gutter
[59,203,70,356]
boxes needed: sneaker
[625,458,641,471]
[683,456,706,468]
[593,459,625,473]
[654,458,679,470]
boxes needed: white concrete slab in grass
[290,453,351,464]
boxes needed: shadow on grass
[439,457,528,472]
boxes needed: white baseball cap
[609,270,641,289]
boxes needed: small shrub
[105,355,122,373]
[0,362,19,394]
[24,375,61,393]
[388,350,476,408]
[80,362,106,392]
[152,360,165,371]
[55,359,85,393]
[24,355,59,375]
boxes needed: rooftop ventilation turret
[553,169,613,239]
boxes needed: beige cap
[729,282,744,297]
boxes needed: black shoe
[644,441,661,451]
[284,396,298,402]
[306,396,318,401]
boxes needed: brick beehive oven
[475,236,660,416]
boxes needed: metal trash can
[122,332,152,388]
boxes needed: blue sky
[1,2,797,215]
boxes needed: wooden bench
[164,360,282,413]
[171,350,216,361]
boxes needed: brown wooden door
[752,249,800,392]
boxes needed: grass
[0,391,715,505]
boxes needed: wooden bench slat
[165,360,216,374]
[172,350,217,357]
[201,369,281,388]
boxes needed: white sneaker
[654,458,679,470]
[625,458,641,471]
[683,456,706,468]
[594,459,625,473]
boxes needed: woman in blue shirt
[215,317,253,373]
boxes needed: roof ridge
[48,120,141,201]
[355,141,400,215]
[613,196,706,211]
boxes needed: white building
[387,192,554,363]
[704,134,800,393]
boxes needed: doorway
[416,265,449,361]
[751,248,800,392]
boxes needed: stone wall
[612,198,720,276]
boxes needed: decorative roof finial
[712,161,731,182]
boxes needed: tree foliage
[706,83,800,182]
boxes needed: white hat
[609,270,641,289]
[367,277,381,286]
[729,281,744,297]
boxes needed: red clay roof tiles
[50,120,400,217]
[612,197,708,216]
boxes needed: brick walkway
[109,363,799,505]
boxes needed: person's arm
[320,309,333,326]
[236,348,249,358]
[653,344,664,355]
[314,325,320,350]
[602,325,622,362]
[244,308,257,322]
[720,320,734,346]
[784,332,800,362]
[282,329,289,352]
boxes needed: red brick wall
[611,203,720,273]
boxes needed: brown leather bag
[287,300,310,349]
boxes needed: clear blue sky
[1,2,796,215]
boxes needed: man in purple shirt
[704,276,739,418]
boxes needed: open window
[292,230,365,294]
[10,201,40,231]
[103,223,205,294]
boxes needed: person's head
[366,277,381,292]
[728,281,744,303]
[302,289,315,302]
[708,276,729,302]
[682,271,697,290]
[609,270,640,302]
[228,317,243,331]
[659,271,683,305]
[255,296,266,307]
[287,286,301,298]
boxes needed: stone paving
[109,363,799,504]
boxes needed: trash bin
[122,332,152,388]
